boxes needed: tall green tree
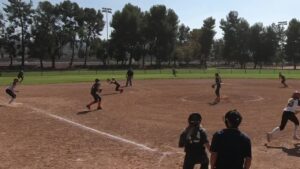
[58,0,80,67]
[3,0,34,67]
[4,26,17,66]
[220,11,240,64]
[199,17,216,68]
[236,19,250,68]
[249,23,264,68]
[211,39,224,63]
[0,11,5,58]
[111,3,143,66]
[261,24,278,66]
[286,18,300,69]
[146,5,178,67]
[82,8,104,66]
[178,24,190,45]
[30,1,56,69]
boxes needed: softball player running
[267,91,300,142]
[86,79,102,110]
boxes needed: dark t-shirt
[279,74,286,81]
[18,72,24,78]
[110,80,120,86]
[210,129,251,169]
[179,126,209,156]
[91,82,100,94]
[215,76,221,88]
[127,70,133,77]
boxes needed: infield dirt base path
[0,79,299,169]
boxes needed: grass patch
[0,68,299,86]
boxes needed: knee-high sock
[9,98,15,104]
[270,126,280,135]
[294,125,299,138]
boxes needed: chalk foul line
[28,106,157,152]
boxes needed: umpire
[126,68,134,87]
[179,113,210,169]
[210,110,252,169]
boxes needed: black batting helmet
[188,113,202,125]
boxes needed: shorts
[280,111,299,130]
[91,93,101,102]
[183,153,209,169]
[6,89,16,98]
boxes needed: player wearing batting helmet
[267,91,300,142]
[179,113,210,169]
[86,79,102,110]
[210,110,252,169]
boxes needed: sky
[1,0,300,39]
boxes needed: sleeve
[201,129,209,144]
[244,138,252,158]
[179,131,187,148]
[210,133,219,153]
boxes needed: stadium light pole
[102,7,112,40]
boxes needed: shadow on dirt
[77,110,90,115]
[101,93,120,96]
[265,143,300,157]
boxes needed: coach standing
[210,110,252,169]
[126,68,134,87]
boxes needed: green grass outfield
[0,68,299,86]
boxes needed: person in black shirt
[172,68,177,77]
[126,68,134,87]
[17,70,24,83]
[279,72,288,88]
[86,79,102,110]
[179,113,210,169]
[212,73,221,103]
[108,78,123,93]
[210,110,252,169]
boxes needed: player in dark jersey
[6,78,19,104]
[279,72,288,88]
[210,110,252,169]
[17,70,24,83]
[126,68,134,87]
[212,73,221,103]
[107,78,123,93]
[86,79,102,110]
[179,113,210,169]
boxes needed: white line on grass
[28,106,157,152]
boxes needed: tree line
[0,0,300,69]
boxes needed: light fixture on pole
[102,7,112,40]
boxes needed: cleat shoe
[86,105,91,110]
[267,133,272,142]
[120,89,123,93]
[97,106,102,110]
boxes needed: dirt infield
[0,79,299,169]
